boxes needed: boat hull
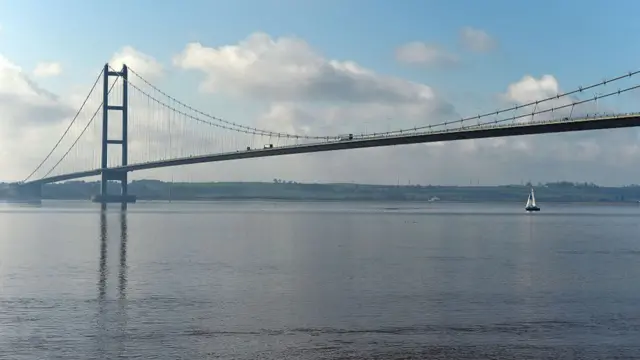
[525,206,540,212]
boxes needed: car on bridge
[339,134,354,141]
[264,144,273,149]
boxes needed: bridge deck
[24,113,640,185]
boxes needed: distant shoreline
[3,180,640,204]
[5,198,640,206]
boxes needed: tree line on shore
[2,180,640,202]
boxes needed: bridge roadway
[24,113,640,186]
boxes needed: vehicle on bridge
[264,144,273,149]
[339,134,354,141]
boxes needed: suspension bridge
[8,63,640,207]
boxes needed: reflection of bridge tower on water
[97,210,129,350]
[90,64,137,209]
[98,210,129,300]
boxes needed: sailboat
[525,188,540,212]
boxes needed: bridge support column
[94,63,136,209]
[91,170,136,205]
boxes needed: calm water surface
[1,201,640,359]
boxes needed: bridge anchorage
[4,183,42,203]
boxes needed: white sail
[530,188,536,206]
[526,193,532,207]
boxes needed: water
[1,201,640,359]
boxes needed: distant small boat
[525,188,540,212]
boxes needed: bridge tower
[91,63,136,209]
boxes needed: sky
[2,0,640,185]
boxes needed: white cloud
[33,62,62,78]
[173,32,446,104]
[395,42,459,67]
[504,74,560,104]
[0,56,70,122]
[460,27,497,53]
[171,32,457,137]
[499,74,606,125]
[110,46,164,79]
[0,55,77,180]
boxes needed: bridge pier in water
[92,63,136,209]
[90,170,136,206]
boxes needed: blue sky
[2,0,640,185]
[3,0,639,97]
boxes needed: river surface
[1,201,640,359]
